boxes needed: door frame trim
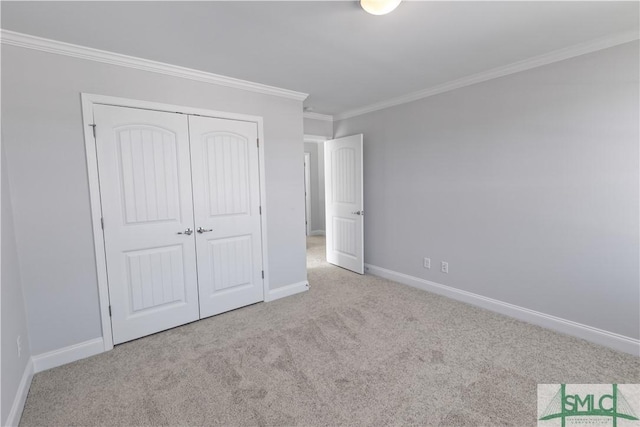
[303,152,311,236]
[81,93,270,351]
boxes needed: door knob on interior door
[197,227,213,234]
[351,210,364,216]
[177,228,193,235]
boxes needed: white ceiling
[2,1,638,116]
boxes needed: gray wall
[1,146,32,426]
[303,116,332,138]
[334,41,639,339]
[1,45,307,355]
[303,142,325,234]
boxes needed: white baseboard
[32,337,105,373]
[265,281,309,302]
[365,264,640,356]
[5,358,33,427]
[310,230,325,236]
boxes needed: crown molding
[2,28,636,117]
[303,112,334,122]
[304,134,330,143]
[0,29,308,102]
[334,29,639,121]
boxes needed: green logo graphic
[539,384,638,427]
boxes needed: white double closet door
[95,105,264,344]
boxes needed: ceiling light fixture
[360,0,402,16]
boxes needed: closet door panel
[95,105,199,344]
[189,116,264,318]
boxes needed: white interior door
[189,116,264,318]
[94,105,200,344]
[324,134,364,274]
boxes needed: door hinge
[89,124,96,138]
[100,217,104,229]
[108,305,112,317]
[261,270,264,279]
[259,206,262,215]
[257,138,259,148]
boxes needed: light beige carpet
[20,236,639,426]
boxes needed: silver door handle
[197,227,213,234]
[351,210,364,216]
[177,228,193,235]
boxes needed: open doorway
[303,133,364,274]
[303,136,327,237]
[303,135,328,265]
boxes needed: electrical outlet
[423,257,431,269]
[17,335,22,358]
[441,261,449,274]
